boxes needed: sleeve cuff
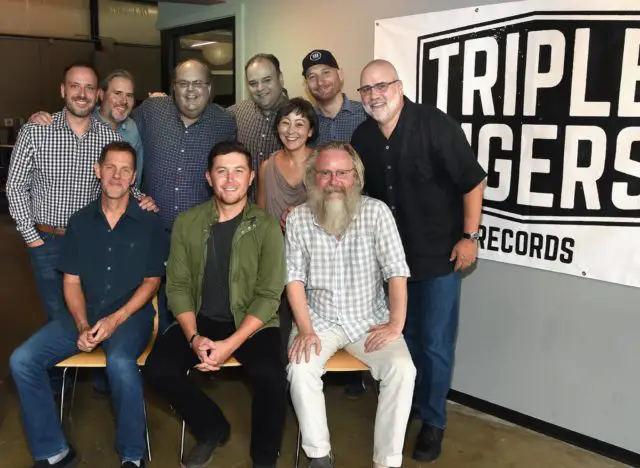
[286,271,307,285]
[382,261,411,281]
[20,226,40,244]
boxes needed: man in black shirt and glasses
[351,59,486,463]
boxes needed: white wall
[157,0,640,454]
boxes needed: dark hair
[99,141,137,168]
[100,69,135,93]
[208,141,253,172]
[275,98,318,144]
[244,53,282,76]
[62,60,99,84]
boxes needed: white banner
[375,0,640,287]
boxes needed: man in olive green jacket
[144,141,286,468]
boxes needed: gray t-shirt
[198,213,242,322]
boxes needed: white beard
[308,185,361,236]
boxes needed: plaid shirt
[228,96,287,201]
[133,97,237,228]
[285,196,410,342]
[6,110,121,244]
[315,94,368,145]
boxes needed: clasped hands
[192,336,234,372]
[77,314,120,352]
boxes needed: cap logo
[310,51,322,61]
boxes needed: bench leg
[180,419,186,463]
[59,368,68,423]
[68,368,79,420]
[143,398,152,461]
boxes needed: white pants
[287,326,416,467]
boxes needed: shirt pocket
[113,237,147,278]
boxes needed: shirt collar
[317,93,356,118]
[172,100,213,127]
[93,196,142,223]
[53,109,102,134]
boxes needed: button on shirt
[228,96,287,201]
[58,198,169,328]
[285,196,410,342]
[6,111,121,244]
[94,107,144,187]
[315,94,368,145]
[132,97,237,228]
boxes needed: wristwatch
[189,332,200,348]
[463,232,480,241]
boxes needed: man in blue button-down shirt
[132,59,237,229]
[133,59,236,332]
[9,141,168,468]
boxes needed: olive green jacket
[166,200,285,329]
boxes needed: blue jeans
[9,310,153,462]
[27,232,69,324]
[404,271,461,429]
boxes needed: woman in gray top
[257,98,317,228]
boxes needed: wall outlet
[3,118,13,127]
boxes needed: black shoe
[252,464,276,468]
[413,424,444,462]
[183,430,230,468]
[121,461,144,468]
[33,448,77,467]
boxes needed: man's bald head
[360,59,400,84]
[173,59,211,82]
[358,59,404,128]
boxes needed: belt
[36,223,66,236]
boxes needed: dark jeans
[27,231,70,389]
[143,316,287,465]
[27,232,68,324]
[9,311,153,462]
[404,271,461,429]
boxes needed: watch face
[465,232,480,240]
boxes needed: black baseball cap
[302,49,339,77]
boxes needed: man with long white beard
[285,141,416,468]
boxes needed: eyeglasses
[175,80,210,90]
[357,79,400,96]
[314,168,355,180]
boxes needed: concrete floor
[0,213,628,468]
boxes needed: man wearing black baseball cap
[302,49,367,146]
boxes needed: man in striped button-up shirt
[7,62,154,325]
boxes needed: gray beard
[308,185,361,236]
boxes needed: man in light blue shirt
[94,70,144,187]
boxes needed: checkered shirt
[285,196,410,342]
[315,94,368,145]
[228,96,287,201]
[6,110,122,244]
[132,97,237,228]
